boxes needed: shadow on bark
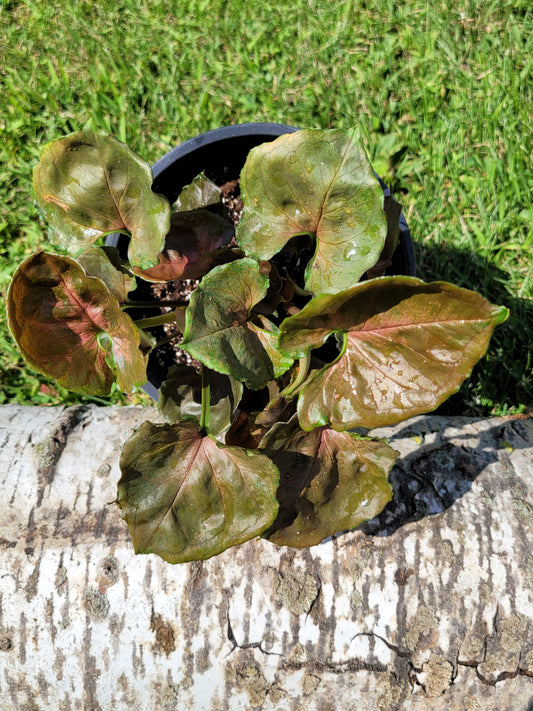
[358,417,531,537]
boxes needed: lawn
[1,0,531,414]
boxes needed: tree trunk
[0,404,532,710]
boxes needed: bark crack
[353,630,532,689]
[225,611,281,657]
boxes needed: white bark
[0,404,532,710]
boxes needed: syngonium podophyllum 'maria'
[7,127,508,564]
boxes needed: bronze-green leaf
[236,127,386,295]
[117,420,280,563]
[33,130,170,268]
[180,258,286,389]
[261,417,396,547]
[7,252,148,395]
[172,172,223,212]
[279,277,509,430]
[158,364,243,435]
[134,209,234,282]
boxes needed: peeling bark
[0,405,532,710]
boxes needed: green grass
[1,0,531,414]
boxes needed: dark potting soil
[219,179,243,227]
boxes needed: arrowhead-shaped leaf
[134,209,234,282]
[158,364,243,436]
[76,246,135,302]
[260,417,396,547]
[236,127,387,295]
[279,277,509,430]
[33,130,170,268]
[117,420,280,563]
[7,252,148,395]
[180,258,292,389]
[172,172,223,212]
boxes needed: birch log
[0,404,532,711]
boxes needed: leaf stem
[200,365,210,433]
[98,229,132,239]
[153,332,181,349]
[124,299,189,308]
[284,303,302,316]
[280,352,311,398]
[134,311,178,329]
[291,282,310,297]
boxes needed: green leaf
[134,209,234,282]
[117,420,280,563]
[33,130,170,269]
[279,277,509,430]
[7,252,148,395]
[180,258,289,389]
[76,246,135,302]
[158,364,243,436]
[260,417,396,547]
[236,127,386,295]
[172,172,223,211]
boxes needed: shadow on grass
[414,240,533,417]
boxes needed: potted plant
[7,126,507,564]
[107,123,416,398]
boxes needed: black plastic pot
[107,122,416,399]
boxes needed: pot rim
[151,123,299,180]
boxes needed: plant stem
[280,353,311,398]
[200,366,210,433]
[134,311,178,329]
